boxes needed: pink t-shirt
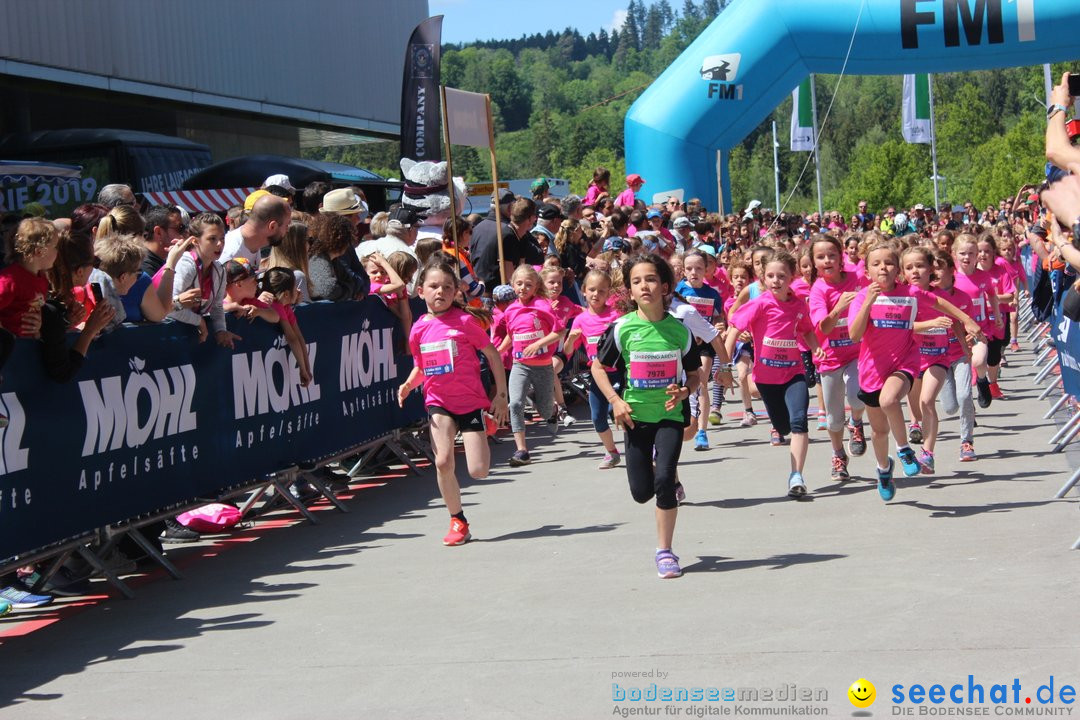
[991,257,1018,314]
[370,279,403,305]
[614,187,637,208]
[953,268,997,337]
[730,291,814,386]
[584,183,605,207]
[569,305,623,363]
[809,273,861,373]
[790,278,812,351]
[936,284,974,364]
[913,286,951,372]
[496,295,557,367]
[408,307,492,415]
[0,263,48,338]
[854,259,868,286]
[549,297,582,332]
[848,284,933,391]
[490,306,513,371]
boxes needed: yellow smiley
[848,678,876,708]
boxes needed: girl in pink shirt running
[953,233,1001,408]
[849,243,980,500]
[495,265,563,466]
[398,260,509,546]
[904,246,979,476]
[542,266,582,427]
[565,269,624,468]
[726,252,824,498]
[977,234,1015,394]
[809,235,867,483]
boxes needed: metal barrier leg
[1052,418,1080,453]
[383,432,422,475]
[300,470,350,514]
[1034,360,1058,385]
[1048,409,1080,445]
[76,544,134,599]
[346,441,387,477]
[127,527,183,580]
[1034,346,1055,367]
[238,482,272,518]
[270,475,320,525]
[1073,535,1080,551]
[1054,466,1080,498]
[1039,381,1063,402]
[1044,393,1071,418]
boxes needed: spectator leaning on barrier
[308,213,364,302]
[222,194,291,267]
[268,221,313,303]
[168,213,240,348]
[0,217,56,338]
[319,187,373,297]
[88,232,146,334]
[142,205,183,276]
[41,232,117,381]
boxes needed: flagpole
[928,74,940,211]
[809,74,824,219]
[771,120,781,213]
[439,85,462,280]
[484,94,507,286]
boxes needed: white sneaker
[558,406,575,427]
[740,411,758,427]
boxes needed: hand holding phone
[90,282,104,303]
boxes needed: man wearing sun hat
[320,187,369,228]
[615,174,645,209]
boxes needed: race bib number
[970,296,986,323]
[512,330,544,359]
[420,340,456,376]
[830,316,853,348]
[585,334,601,359]
[870,296,915,330]
[628,350,679,389]
[760,336,799,368]
[916,326,948,356]
[685,295,715,321]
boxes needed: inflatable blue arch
[625,0,1080,212]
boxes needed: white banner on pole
[902,74,932,144]
[790,78,815,152]
[443,87,491,148]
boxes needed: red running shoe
[442,518,471,546]
[989,382,1004,399]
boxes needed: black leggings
[624,419,684,511]
[757,375,809,436]
[987,337,1005,367]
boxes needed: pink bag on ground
[176,503,242,533]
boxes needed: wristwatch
[1071,220,1080,246]
[1048,103,1068,120]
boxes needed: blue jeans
[757,375,809,436]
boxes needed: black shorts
[697,340,716,360]
[857,371,914,408]
[553,350,568,366]
[427,405,485,433]
[920,363,948,377]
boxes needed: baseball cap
[603,237,629,253]
[495,188,515,205]
[1026,193,1040,205]
[244,189,272,212]
[914,203,925,211]
[1028,224,1048,238]
[696,244,716,257]
[646,210,662,220]
[537,203,564,220]
[388,206,418,228]
[263,174,296,192]
[626,173,645,186]
[492,285,516,303]
[673,217,693,228]
[531,178,550,193]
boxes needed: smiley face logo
[848,679,876,708]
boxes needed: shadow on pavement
[476,523,623,543]
[681,553,846,574]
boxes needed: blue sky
[431,0,630,45]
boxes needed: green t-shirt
[595,311,700,425]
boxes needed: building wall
[0,0,429,136]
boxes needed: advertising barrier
[0,298,423,561]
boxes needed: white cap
[264,174,296,192]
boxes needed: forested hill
[307,0,1071,213]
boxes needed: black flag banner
[400,16,443,161]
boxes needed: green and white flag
[790,78,815,151]
[902,74,932,144]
